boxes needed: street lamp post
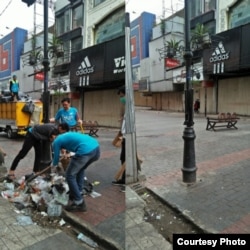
[21,0,51,171]
[182,0,197,183]
[40,0,52,170]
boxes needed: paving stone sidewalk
[135,109,250,235]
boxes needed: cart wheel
[6,127,13,139]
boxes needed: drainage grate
[129,183,145,193]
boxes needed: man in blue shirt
[50,97,82,130]
[51,132,100,212]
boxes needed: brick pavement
[135,109,250,234]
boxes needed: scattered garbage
[77,232,98,248]
[89,191,101,198]
[144,207,162,222]
[47,202,62,217]
[59,218,66,226]
[4,182,15,191]
[1,172,101,225]
[15,215,33,226]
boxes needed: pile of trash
[0,172,101,248]
[1,173,70,216]
[1,171,101,217]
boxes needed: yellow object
[0,101,43,138]
[80,123,85,134]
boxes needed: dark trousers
[120,138,125,182]
[11,92,20,101]
[10,132,42,172]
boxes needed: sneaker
[112,180,125,186]
[120,186,126,192]
[64,202,87,212]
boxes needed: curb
[62,210,121,250]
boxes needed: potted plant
[48,35,64,57]
[165,39,181,58]
[191,23,211,50]
[29,50,42,66]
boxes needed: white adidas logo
[210,42,229,63]
[76,56,94,87]
[76,56,94,76]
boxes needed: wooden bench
[206,112,240,131]
[75,120,99,137]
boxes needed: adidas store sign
[209,42,230,63]
[76,56,94,76]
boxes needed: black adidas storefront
[202,23,250,115]
[69,36,125,127]
[70,36,125,90]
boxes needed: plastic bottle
[77,233,98,248]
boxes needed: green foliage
[48,35,63,50]
[166,39,181,50]
[191,23,209,42]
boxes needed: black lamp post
[182,0,197,183]
[21,0,51,171]
[40,0,52,171]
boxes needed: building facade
[0,28,27,93]
[133,0,250,116]
[53,0,125,127]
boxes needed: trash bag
[22,101,35,114]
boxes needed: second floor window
[56,9,70,36]
[190,0,216,19]
[72,5,83,29]
[71,37,82,53]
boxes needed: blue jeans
[66,147,100,203]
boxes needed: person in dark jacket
[7,123,69,180]
[112,86,126,188]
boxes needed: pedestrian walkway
[135,109,250,235]
[0,183,92,250]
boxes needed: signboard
[35,71,44,81]
[203,28,240,75]
[70,36,125,88]
[165,58,180,68]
